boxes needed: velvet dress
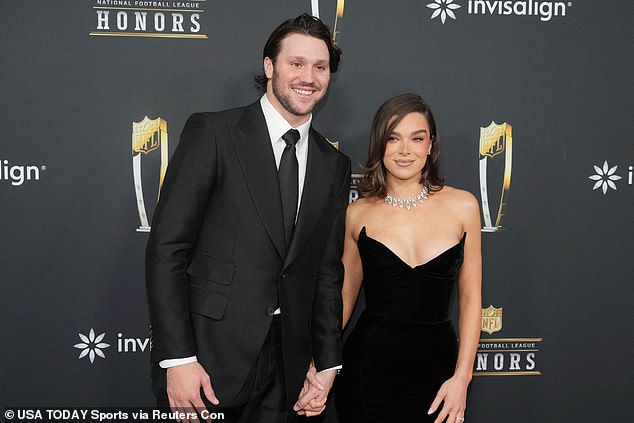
[335,227,465,423]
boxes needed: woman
[335,94,482,423]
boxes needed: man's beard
[271,70,321,117]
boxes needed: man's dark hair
[254,13,342,92]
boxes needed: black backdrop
[2,1,633,421]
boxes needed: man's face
[265,33,331,127]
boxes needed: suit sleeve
[311,155,351,371]
[145,113,217,363]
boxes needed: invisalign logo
[0,160,46,186]
[588,161,633,195]
[426,0,573,24]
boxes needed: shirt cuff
[320,365,342,372]
[159,356,198,369]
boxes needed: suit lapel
[285,129,336,267]
[230,102,286,259]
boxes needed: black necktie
[278,129,300,247]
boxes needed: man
[146,13,350,422]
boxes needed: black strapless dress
[335,227,465,423]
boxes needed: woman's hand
[427,374,469,423]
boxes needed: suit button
[281,273,288,279]
[266,307,276,316]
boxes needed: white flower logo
[427,0,461,24]
[74,328,110,363]
[589,161,622,195]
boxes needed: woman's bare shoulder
[346,197,381,228]
[436,185,477,203]
[348,196,382,212]
[434,185,479,216]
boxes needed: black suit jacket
[146,101,351,406]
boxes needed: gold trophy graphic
[132,117,168,232]
[311,0,344,43]
[479,122,512,232]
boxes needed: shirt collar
[260,94,312,145]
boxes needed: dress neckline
[359,226,466,270]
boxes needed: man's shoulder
[309,127,350,161]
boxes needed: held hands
[293,360,337,417]
[427,374,470,423]
[166,362,219,423]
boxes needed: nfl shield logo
[481,305,503,334]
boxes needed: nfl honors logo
[476,305,542,376]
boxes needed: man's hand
[166,362,219,423]
[293,362,337,417]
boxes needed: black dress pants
[157,316,295,423]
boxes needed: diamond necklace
[384,185,429,210]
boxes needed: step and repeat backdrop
[1,0,632,421]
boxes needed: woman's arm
[454,192,483,383]
[341,202,364,329]
[429,191,482,423]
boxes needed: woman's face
[382,112,432,184]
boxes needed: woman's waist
[361,309,453,326]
